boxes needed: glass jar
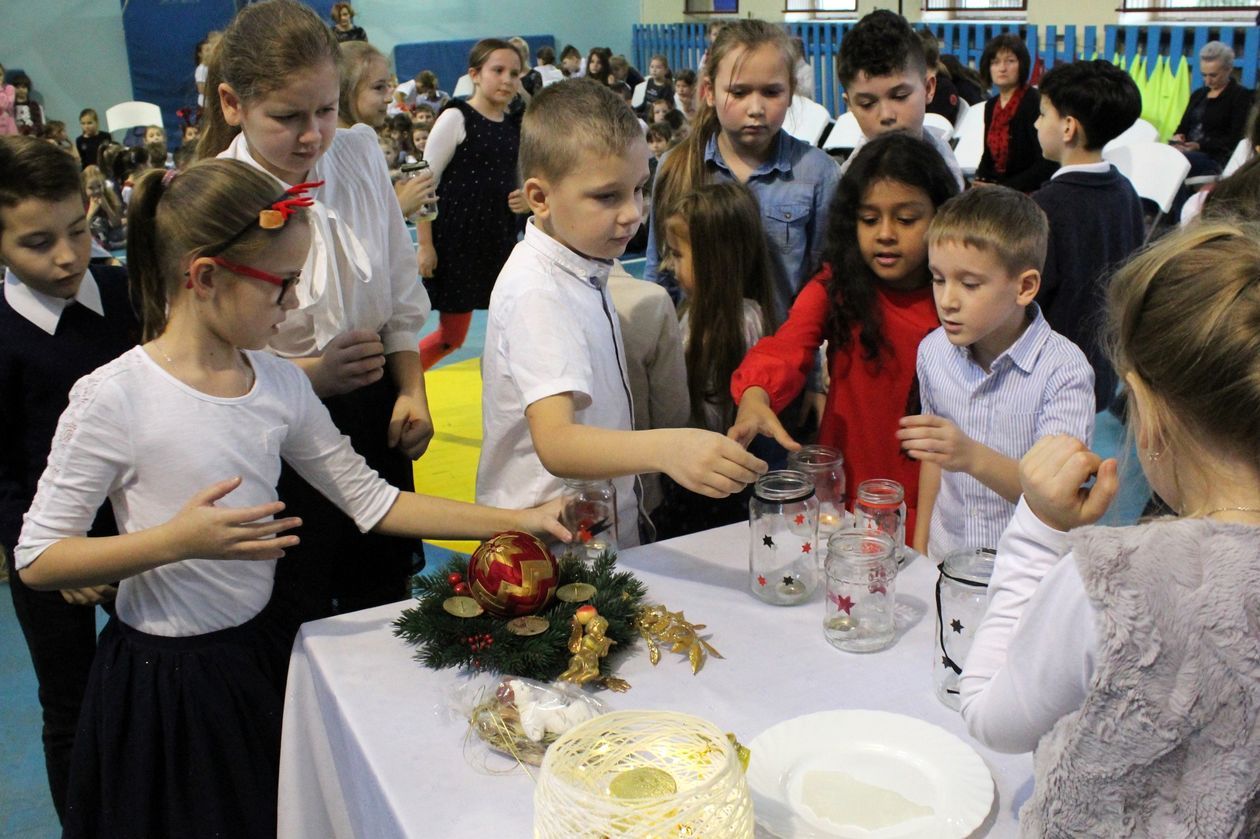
[854,479,907,564]
[787,445,847,539]
[398,159,438,222]
[934,547,995,709]
[748,470,819,605]
[823,529,898,652]
[560,479,618,560]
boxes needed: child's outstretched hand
[726,387,801,452]
[1019,435,1119,532]
[507,189,531,215]
[164,477,302,562]
[516,497,572,543]
[665,429,768,498]
[897,414,975,472]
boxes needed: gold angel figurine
[559,605,628,690]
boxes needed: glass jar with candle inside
[854,479,906,565]
[823,529,898,652]
[748,470,819,605]
[787,445,847,539]
[560,478,618,561]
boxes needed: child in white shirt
[478,80,767,549]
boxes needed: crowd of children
[3,1,1260,834]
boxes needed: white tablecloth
[279,523,1033,838]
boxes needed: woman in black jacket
[1171,40,1253,171]
[973,33,1057,192]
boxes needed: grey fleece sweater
[1023,517,1260,838]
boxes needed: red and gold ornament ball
[466,531,559,618]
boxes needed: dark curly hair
[823,132,960,362]
[837,10,926,87]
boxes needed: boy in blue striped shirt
[897,187,1095,559]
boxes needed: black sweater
[1032,167,1145,411]
[1175,80,1254,167]
[976,86,1059,192]
[0,265,138,550]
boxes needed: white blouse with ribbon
[220,125,430,357]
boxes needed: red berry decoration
[466,531,559,618]
[453,582,469,596]
[447,571,464,586]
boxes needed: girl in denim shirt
[648,20,840,323]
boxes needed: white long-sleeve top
[220,124,430,356]
[16,348,399,637]
[421,106,468,187]
[958,498,1099,753]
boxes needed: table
[279,524,1032,838]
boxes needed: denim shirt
[646,130,841,323]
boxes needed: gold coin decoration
[608,766,678,800]
[556,582,597,603]
[442,596,484,618]
[505,616,550,636]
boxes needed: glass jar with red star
[749,470,819,606]
[823,529,898,652]
[560,478,618,561]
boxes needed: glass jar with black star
[748,470,819,606]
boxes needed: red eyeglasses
[186,256,300,304]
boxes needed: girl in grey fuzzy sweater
[960,219,1260,838]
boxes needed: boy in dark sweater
[1032,60,1144,411]
[0,136,137,821]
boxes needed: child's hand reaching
[897,414,975,472]
[516,497,572,543]
[664,429,768,498]
[726,387,802,452]
[164,477,302,562]
[1019,435,1119,532]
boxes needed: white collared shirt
[1049,161,1112,180]
[477,221,640,550]
[219,126,430,356]
[4,267,104,335]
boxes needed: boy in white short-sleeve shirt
[477,80,766,548]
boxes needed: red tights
[419,311,473,370]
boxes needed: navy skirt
[61,600,293,839]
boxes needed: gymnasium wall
[0,0,637,144]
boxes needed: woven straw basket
[533,710,754,838]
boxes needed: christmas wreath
[393,540,647,683]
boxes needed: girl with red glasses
[13,158,567,839]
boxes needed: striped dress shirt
[918,304,1095,560]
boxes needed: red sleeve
[731,264,831,413]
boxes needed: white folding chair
[1102,118,1159,155]
[1222,137,1252,178]
[782,95,832,146]
[452,74,474,99]
[631,81,647,110]
[1103,141,1192,241]
[923,112,955,142]
[822,111,863,152]
[952,102,986,176]
[104,101,163,136]
[952,98,971,139]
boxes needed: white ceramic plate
[747,710,994,838]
